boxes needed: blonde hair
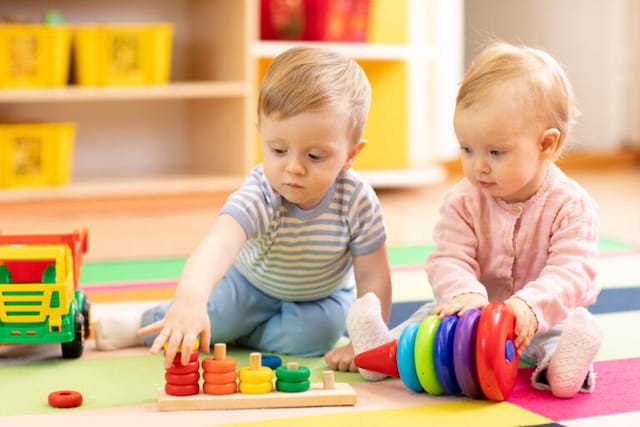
[457,42,575,159]
[258,46,371,144]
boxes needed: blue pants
[141,266,355,357]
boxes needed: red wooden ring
[203,370,237,384]
[166,360,200,374]
[48,390,83,408]
[164,383,200,396]
[202,355,237,373]
[475,301,519,401]
[203,381,237,395]
[171,349,200,363]
[165,371,200,385]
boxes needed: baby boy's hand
[505,296,538,355]
[324,342,358,373]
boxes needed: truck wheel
[81,296,91,339]
[62,311,85,359]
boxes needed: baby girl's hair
[258,46,371,144]
[457,42,575,159]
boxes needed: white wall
[464,0,640,152]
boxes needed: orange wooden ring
[171,349,200,363]
[165,371,200,385]
[166,360,199,374]
[202,355,237,373]
[203,370,237,384]
[165,383,200,396]
[48,390,83,408]
[203,381,237,395]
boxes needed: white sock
[347,292,394,381]
[94,311,145,351]
[547,307,604,398]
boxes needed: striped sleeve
[344,172,387,255]
[219,166,276,238]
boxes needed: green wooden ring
[275,365,310,382]
[414,315,444,395]
[276,379,311,393]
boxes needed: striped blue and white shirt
[220,165,386,301]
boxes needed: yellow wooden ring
[239,381,272,394]
[239,366,273,383]
[164,337,200,351]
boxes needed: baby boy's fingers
[164,331,184,368]
[137,319,163,336]
[180,334,198,365]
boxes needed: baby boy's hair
[457,42,575,160]
[258,46,372,144]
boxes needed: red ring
[48,390,83,408]
[166,360,200,374]
[476,301,519,401]
[165,371,200,385]
[165,383,200,396]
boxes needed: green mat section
[0,347,366,417]
[80,238,637,285]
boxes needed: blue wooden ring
[453,308,483,398]
[414,315,444,395]
[434,315,462,395]
[396,322,423,392]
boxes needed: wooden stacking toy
[157,343,357,411]
[354,301,519,401]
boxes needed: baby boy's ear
[343,139,367,170]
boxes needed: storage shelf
[0,81,250,103]
[0,175,245,203]
[252,41,436,61]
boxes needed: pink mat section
[507,357,640,421]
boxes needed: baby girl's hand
[324,342,358,373]
[433,293,489,319]
[505,297,538,355]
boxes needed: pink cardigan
[425,164,600,333]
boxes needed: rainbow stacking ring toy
[354,301,519,401]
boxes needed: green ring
[276,379,311,393]
[414,315,444,395]
[275,365,310,382]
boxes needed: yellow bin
[0,24,71,88]
[74,23,174,86]
[0,123,75,188]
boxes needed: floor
[1,167,639,261]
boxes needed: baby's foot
[95,311,145,351]
[547,307,604,398]
[346,292,394,381]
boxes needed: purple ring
[453,309,483,398]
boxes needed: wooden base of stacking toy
[157,380,356,411]
[157,344,356,411]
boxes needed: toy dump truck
[0,229,90,358]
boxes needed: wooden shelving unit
[0,0,462,203]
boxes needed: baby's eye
[459,146,472,155]
[308,152,323,161]
[272,147,287,155]
[489,149,503,156]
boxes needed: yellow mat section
[218,400,551,427]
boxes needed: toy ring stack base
[354,301,519,402]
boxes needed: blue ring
[396,323,423,392]
[434,315,462,395]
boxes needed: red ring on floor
[48,390,83,408]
